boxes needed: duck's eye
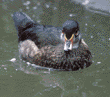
[75,32,79,37]
[75,32,78,35]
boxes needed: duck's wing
[35,26,63,48]
[13,12,63,48]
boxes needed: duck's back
[13,12,63,48]
[18,23,63,48]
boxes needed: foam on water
[82,0,90,5]
[9,58,16,62]
[23,1,31,6]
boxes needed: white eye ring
[75,31,79,36]
[60,33,64,40]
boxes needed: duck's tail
[12,12,35,32]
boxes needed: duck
[12,12,92,71]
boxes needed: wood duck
[13,12,92,71]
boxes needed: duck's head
[61,20,81,52]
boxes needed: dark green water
[0,0,110,97]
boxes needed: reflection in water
[10,58,66,95]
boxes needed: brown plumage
[13,12,92,71]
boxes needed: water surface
[0,0,110,97]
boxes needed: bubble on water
[91,36,93,38]
[92,60,94,63]
[26,6,29,9]
[9,58,16,62]
[45,4,50,8]
[85,23,88,26]
[53,7,57,10]
[92,82,98,86]
[10,75,12,77]
[82,0,90,5]
[23,1,31,6]
[97,62,101,64]
[53,86,56,88]
[77,86,79,88]
[109,38,110,40]
[69,14,76,17]
[33,6,37,10]
[26,62,31,65]
[93,24,95,27]
[11,14,13,17]
[31,64,35,67]
[37,20,41,23]
[4,68,7,70]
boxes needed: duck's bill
[64,34,74,51]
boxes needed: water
[0,0,110,97]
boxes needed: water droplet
[26,62,30,65]
[11,14,13,17]
[91,36,93,38]
[2,65,5,67]
[45,4,50,8]
[31,64,35,67]
[4,68,7,70]
[37,20,40,23]
[26,1,31,5]
[92,60,94,63]
[85,23,88,26]
[53,86,56,88]
[53,7,57,10]
[93,24,95,27]
[97,62,101,64]
[69,14,73,17]
[10,75,12,77]
[26,6,29,9]
[23,1,31,6]
[33,6,37,10]
[92,82,98,86]
[9,58,16,62]
[82,0,90,5]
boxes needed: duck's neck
[79,39,89,50]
